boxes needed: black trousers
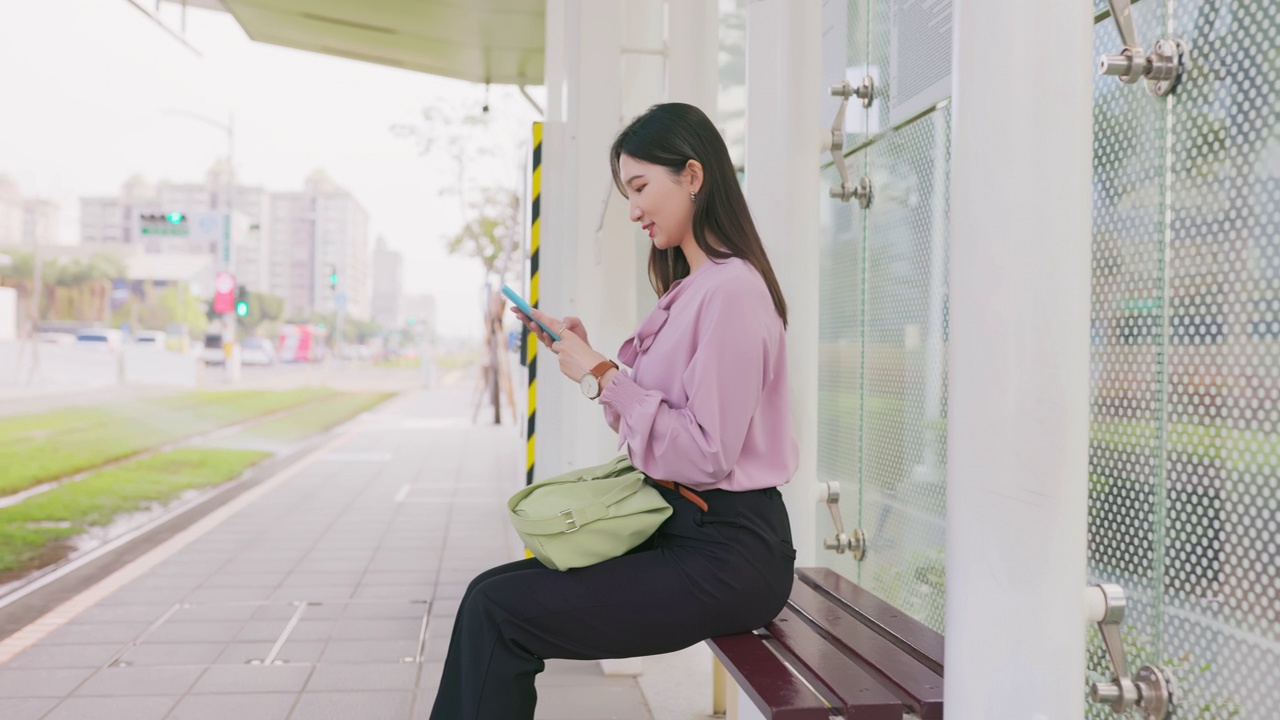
[428,480,796,720]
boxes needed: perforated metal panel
[1089,0,1280,716]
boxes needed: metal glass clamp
[559,509,580,533]
[1087,584,1176,720]
[1097,0,1188,97]
[820,482,866,561]
[828,78,874,208]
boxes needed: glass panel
[717,0,747,180]
[1087,0,1170,708]
[859,110,950,632]
[815,0,871,575]
[1159,0,1280,716]
[817,157,867,580]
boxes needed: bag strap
[509,475,651,536]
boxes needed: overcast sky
[0,0,544,339]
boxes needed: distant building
[0,177,25,247]
[0,176,59,248]
[267,171,370,320]
[78,164,374,320]
[371,236,404,328]
[78,165,269,293]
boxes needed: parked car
[35,331,77,345]
[133,330,168,351]
[75,328,123,353]
[240,336,276,366]
[201,332,226,365]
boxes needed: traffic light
[235,285,249,318]
[165,212,185,225]
[328,264,338,290]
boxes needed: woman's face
[618,154,698,251]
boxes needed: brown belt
[649,479,709,512]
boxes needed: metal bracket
[1087,584,1176,720]
[820,482,866,561]
[828,79,875,207]
[1097,0,1188,97]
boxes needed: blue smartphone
[501,284,561,342]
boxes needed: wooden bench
[707,567,945,719]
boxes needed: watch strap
[590,359,619,381]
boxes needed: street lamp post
[163,109,240,382]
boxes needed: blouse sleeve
[599,285,770,488]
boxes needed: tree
[391,86,539,283]
[446,186,521,280]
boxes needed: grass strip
[0,447,269,576]
[231,392,395,443]
[0,389,329,497]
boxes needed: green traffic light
[235,301,248,317]
[166,212,185,225]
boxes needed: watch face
[580,374,601,399]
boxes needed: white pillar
[744,0,821,569]
[664,0,719,115]
[539,0,624,480]
[944,1,1093,718]
[541,0,667,677]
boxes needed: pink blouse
[600,256,799,491]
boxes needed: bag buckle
[559,509,580,533]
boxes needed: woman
[428,102,799,720]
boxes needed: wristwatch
[581,359,619,400]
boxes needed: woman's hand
[510,307,606,383]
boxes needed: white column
[539,0,624,480]
[744,0,821,569]
[664,0,719,115]
[944,1,1093,718]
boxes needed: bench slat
[707,631,832,720]
[788,580,945,720]
[796,567,945,676]
[767,608,904,720]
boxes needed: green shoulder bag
[508,455,673,571]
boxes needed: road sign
[213,272,236,314]
[334,292,348,311]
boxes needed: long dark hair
[609,103,788,328]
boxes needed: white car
[133,330,168,351]
[201,333,226,365]
[75,328,124,353]
[240,336,277,366]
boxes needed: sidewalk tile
[305,663,418,691]
[319,639,418,664]
[44,695,177,720]
[73,666,202,696]
[167,692,296,720]
[0,668,95,697]
[0,698,58,720]
[5,643,121,669]
[288,690,413,720]
[190,665,312,694]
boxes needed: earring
[690,191,698,202]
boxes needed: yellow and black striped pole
[526,122,542,486]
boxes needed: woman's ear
[684,159,704,195]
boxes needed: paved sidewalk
[0,381,691,720]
